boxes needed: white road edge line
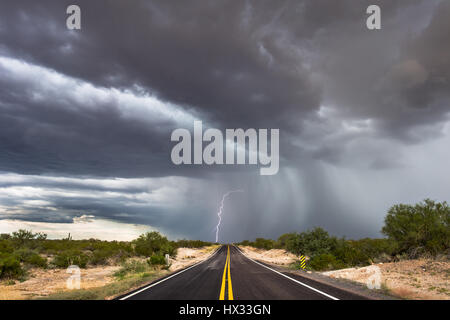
[119,246,222,300]
[233,245,339,300]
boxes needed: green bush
[308,254,345,271]
[15,249,47,268]
[285,227,338,257]
[382,199,449,256]
[331,239,364,266]
[10,229,46,248]
[0,253,24,279]
[89,248,115,265]
[347,238,397,263]
[133,232,175,257]
[174,239,213,248]
[148,254,166,265]
[253,238,276,250]
[52,251,89,268]
[0,234,11,240]
[27,253,48,268]
[239,240,251,246]
[277,233,297,249]
[237,238,276,250]
[0,239,14,254]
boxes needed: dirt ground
[238,246,298,266]
[0,246,218,300]
[323,259,450,300]
[0,266,120,300]
[169,245,219,271]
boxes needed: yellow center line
[219,245,234,300]
[219,246,228,300]
[227,246,233,300]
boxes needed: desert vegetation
[238,199,449,271]
[0,229,213,281]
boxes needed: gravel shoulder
[323,259,449,300]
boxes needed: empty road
[119,245,367,300]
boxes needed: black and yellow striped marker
[299,255,306,270]
[219,245,233,300]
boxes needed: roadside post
[299,255,306,270]
[165,253,170,266]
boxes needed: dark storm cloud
[1,0,447,174]
[0,1,449,240]
[0,55,196,177]
[304,0,449,144]
[0,0,321,130]
[0,0,448,171]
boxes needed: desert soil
[323,259,450,300]
[168,245,219,271]
[237,245,298,266]
[0,266,120,300]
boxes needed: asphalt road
[119,245,367,300]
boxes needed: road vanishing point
[118,245,367,300]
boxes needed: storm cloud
[0,0,449,241]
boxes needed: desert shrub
[237,238,275,250]
[308,254,345,271]
[277,233,297,249]
[283,229,365,269]
[0,234,11,240]
[174,239,213,248]
[38,238,135,264]
[114,260,149,279]
[347,238,397,263]
[148,254,166,265]
[11,229,36,246]
[52,251,89,268]
[253,238,275,250]
[285,227,338,256]
[239,240,251,246]
[331,239,365,266]
[0,239,14,254]
[382,199,450,256]
[14,249,47,268]
[89,247,131,265]
[0,253,24,278]
[89,246,116,265]
[10,229,46,249]
[26,253,48,268]
[133,232,175,257]
[89,250,112,265]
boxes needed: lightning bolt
[215,189,243,243]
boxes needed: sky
[0,0,449,242]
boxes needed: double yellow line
[219,245,233,300]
